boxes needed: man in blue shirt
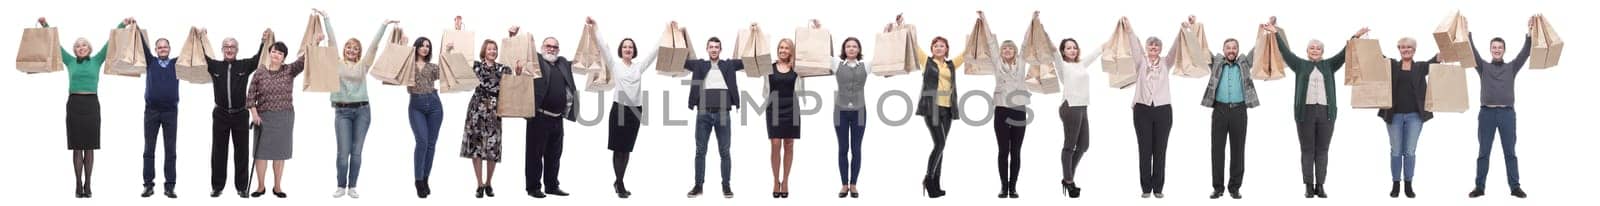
[137,24,180,199]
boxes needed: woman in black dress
[767,38,801,198]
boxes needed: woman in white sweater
[588,17,660,199]
[1053,38,1101,198]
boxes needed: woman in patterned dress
[460,39,518,198]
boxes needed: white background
[0,0,1591,205]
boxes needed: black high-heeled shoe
[614,182,632,199]
[476,186,485,198]
[1066,182,1082,198]
[484,185,495,197]
[849,191,860,198]
[74,185,85,198]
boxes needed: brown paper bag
[1020,16,1057,66]
[500,33,542,78]
[1102,21,1138,88]
[737,26,772,77]
[795,27,834,77]
[1250,28,1287,80]
[1426,63,1468,112]
[656,24,693,77]
[104,25,147,77]
[497,74,538,117]
[1026,63,1060,94]
[573,24,607,75]
[176,28,213,83]
[441,29,476,60]
[1171,23,1212,78]
[300,15,340,92]
[584,68,614,92]
[438,51,478,93]
[302,46,340,92]
[870,25,918,76]
[372,27,414,85]
[1433,12,1476,68]
[963,19,996,75]
[1530,16,1562,69]
[1346,39,1392,109]
[16,27,64,73]
[256,30,275,70]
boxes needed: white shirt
[704,61,727,89]
[1055,47,1103,107]
[1306,66,1327,105]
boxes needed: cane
[248,123,262,194]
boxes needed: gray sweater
[1468,33,1533,107]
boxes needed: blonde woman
[312,9,397,199]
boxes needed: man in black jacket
[518,31,579,198]
[683,37,743,199]
[202,29,270,198]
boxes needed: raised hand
[453,16,462,30]
[810,19,821,29]
[1355,27,1371,38]
[37,17,46,26]
[508,26,521,36]
[586,16,596,26]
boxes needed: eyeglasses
[544,45,559,49]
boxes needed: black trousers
[1133,104,1172,193]
[923,107,954,180]
[1296,105,1335,185]
[994,107,1027,187]
[1210,104,1248,192]
[526,115,566,191]
[209,107,251,193]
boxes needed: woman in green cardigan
[1265,18,1364,198]
[37,17,128,198]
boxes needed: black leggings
[923,107,954,180]
[994,107,1027,188]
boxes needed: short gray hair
[1145,37,1162,47]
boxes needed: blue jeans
[1475,107,1520,189]
[143,108,178,191]
[834,110,866,185]
[409,93,443,181]
[333,105,371,188]
[694,110,733,186]
[1386,112,1423,181]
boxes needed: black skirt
[607,103,643,152]
[66,94,101,150]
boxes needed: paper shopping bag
[103,25,147,77]
[737,26,772,77]
[1426,63,1468,112]
[438,50,478,93]
[1346,39,1392,109]
[176,28,214,83]
[573,24,607,75]
[256,30,275,70]
[500,33,542,79]
[656,23,693,77]
[1020,16,1057,66]
[1530,15,1562,69]
[871,24,918,76]
[372,27,414,85]
[584,68,614,92]
[498,74,538,117]
[963,19,996,75]
[1026,63,1060,94]
[1344,39,1388,85]
[1102,20,1137,88]
[441,29,477,60]
[1171,22,1212,78]
[795,27,834,77]
[1433,12,1476,68]
[300,15,340,92]
[16,27,63,73]
[1250,28,1287,80]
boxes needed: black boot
[1403,181,1416,198]
[1389,181,1401,198]
[1304,184,1315,198]
[415,180,427,198]
[422,178,432,196]
[1468,187,1485,198]
[923,175,945,198]
[1008,181,1020,198]
[1314,184,1327,198]
[997,183,1009,198]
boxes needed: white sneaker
[346,188,360,199]
[332,188,347,198]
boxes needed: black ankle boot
[1404,181,1416,198]
[415,180,427,198]
[1389,181,1401,198]
[1304,184,1315,198]
[1066,182,1081,198]
[1314,184,1327,198]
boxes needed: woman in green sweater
[1265,18,1363,198]
[38,17,127,198]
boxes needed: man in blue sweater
[136,20,180,199]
